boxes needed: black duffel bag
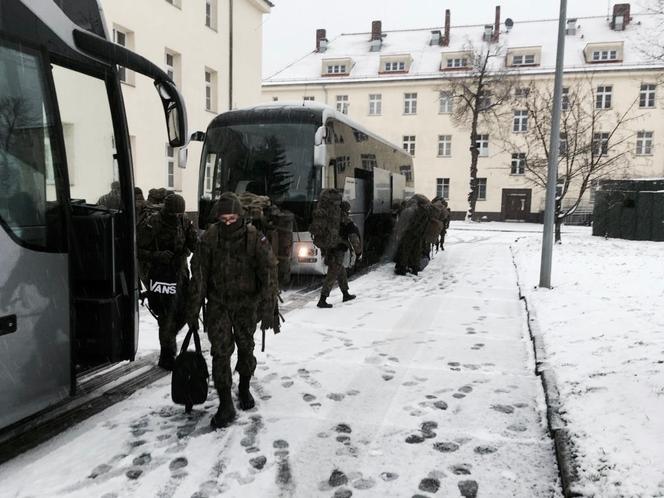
[171,327,209,413]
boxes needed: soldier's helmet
[214,192,245,217]
[164,193,186,215]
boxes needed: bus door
[0,41,71,428]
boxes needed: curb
[509,245,584,498]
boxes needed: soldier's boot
[342,291,356,302]
[157,348,175,371]
[317,296,333,308]
[395,266,407,276]
[238,375,255,410]
[211,387,236,429]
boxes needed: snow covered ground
[512,227,664,497]
[0,224,567,498]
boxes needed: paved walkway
[0,230,561,498]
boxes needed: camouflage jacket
[187,222,278,321]
[137,212,198,271]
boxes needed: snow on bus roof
[264,12,664,85]
[216,101,411,160]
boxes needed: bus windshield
[203,122,319,205]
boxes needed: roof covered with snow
[264,12,664,86]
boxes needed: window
[439,91,453,113]
[475,134,489,156]
[478,90,491,110]
[272,96,279,101]
[384,61,406,72]
[446,57,468,68]
[477,178,487,201]
[511,153,526,174]
[436,178,450,199]
[303,96,315,101]
[204,68,217,112]
[636,131,653,155]
[403,135,416,156]
[596,85,612,109]
[327,64,347,74]
[166,145,175,189]
[438,135,452,157]
[400,165,413,183]
[336,95,349,114]
[205,0,218,30]
[204,156,213,194]
[512,54,536,66]
[592,50,617,61]
[369,94,382,115]
[515,87,530,98]
[361,154,377,169]
[513,110,528,132]
[592,132,609,156]
[640,84,656,108]
[404,93,417,114]
[165,49,182,88]
[561,87,570,110]
[559,133,568,156]
[112,27,134,84]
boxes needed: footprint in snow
[327,393,345,402]
[458,385,473,394]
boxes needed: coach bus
[196,102,414,275]
[0,0,188,429]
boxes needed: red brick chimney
[612,3,631,29]
[492,5,501,42]
[371,20,382,41]
[316,28,327,52]
[443,9,451,47]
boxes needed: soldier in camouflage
[187,192,279,429]
[137,193,198,370]
[317,200,356,308]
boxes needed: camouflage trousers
[321,249,349,298]
[206,302,258,393]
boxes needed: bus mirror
[190,131,206,142]
[177,147,188,169]
[314,125,327,146]
[155,80,188,148]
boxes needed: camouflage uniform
[394,195,431,275]
[97,181,122,209]
[318,201,356,308]
[137,194,197,369]
[187,192,278,428]
[431,197,450,250]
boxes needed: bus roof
[208,102,412,162]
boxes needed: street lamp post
[539,0,567,288]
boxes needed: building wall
[97,0,269,209]
[263,68,664,220]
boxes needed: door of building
[501,189,531,221]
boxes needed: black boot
[211,387,236,429]
[317,296,333,308]
[238,375,255,410]
[342,291,356,302]
[157,348,175,371]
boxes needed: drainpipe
[229,0,234,110]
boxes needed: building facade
[262,4,664,221]
[98,0,272,209]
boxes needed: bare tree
[447,42,515,221]
[637,0,664,61]
[496,75,642,242]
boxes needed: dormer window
[441,51,472,71]
[321,58,352,76]
[584,42,623,64]
[506,47,541,68]
[378,55,412,74]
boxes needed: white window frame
[596,85,612,109]
[112,27,134,85]
[439,91,453,113]
[336,95,349,114]
[384,61,406,72]
[303,96,315,101]
[559,133,568,156]
[515,87,530,98]
[204,156,213,194]
[368,94,382,115]
[477,178,487,201]
[205,70,212,111]
[437,135,452,157]
[404,92,417,115]
[327,64,347,74]
[478,90,491,110]
[592,132,610,156]
[636,131,653,155]
[592,50,617,61]
[513,110,528,132]
[561,87,570,110]
[511,152,526,175]
[640,84,656,108]
[476,134,489,157]
[166,144,175,189]
[512,54,536,66]
[403,135,416,156]
[205,0,218,30]
[436,178,450,200]
[446,57,468,68]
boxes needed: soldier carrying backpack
[310,190,357,308]
[186,192,280,429]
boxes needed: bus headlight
[295,242,317,261]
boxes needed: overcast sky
[261,0,650,77]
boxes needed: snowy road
[0,228,561,498]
